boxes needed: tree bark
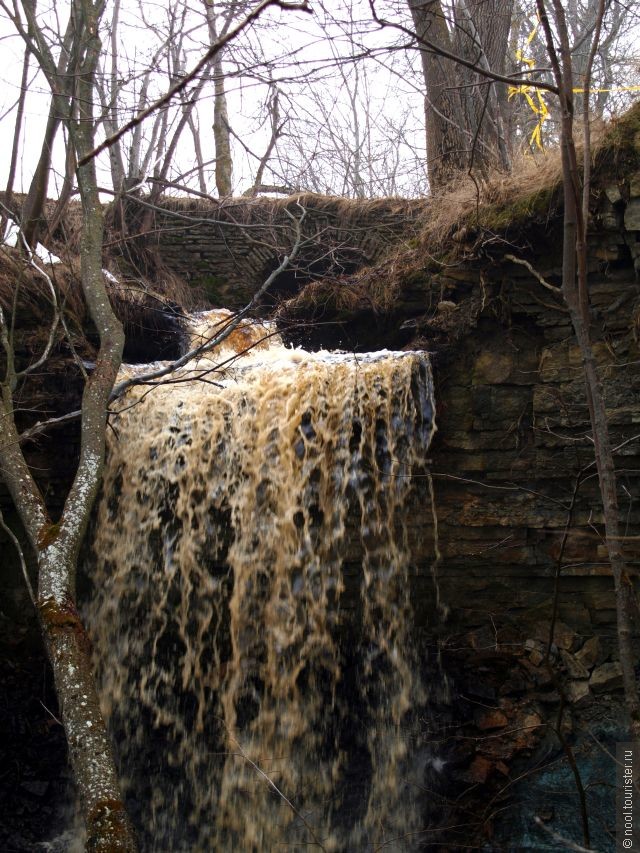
[20,10,75,246]
[5,44,31,210]
[537,0,640,741]
[213,52,233,196]
[407,0,468,191]
[455,0,513,173]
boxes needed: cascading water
[85,312,437,852]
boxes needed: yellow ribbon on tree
[509,18,640,151]
[508,20,550,151]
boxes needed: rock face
[272,121,640,848]
[2,110,640,850]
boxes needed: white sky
[0,0,638,201]
[0,0,429,199]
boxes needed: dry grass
[281,252,411,318]
[0,245,189,352]
[414,108,631,249]
[157,191,427,222]
[417,146,564,248]
[282,102,640,322]
[0,247,86,327]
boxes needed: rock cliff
[1,104,639,849]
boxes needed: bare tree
[535,0,640,741]
[0,0,137,847]
[0,0,308,846]
[404,0,513,189]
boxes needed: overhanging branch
[78,0,311,168]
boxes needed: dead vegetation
[153,191,428,221]
[280,102,640,328]
[0,245,188,375]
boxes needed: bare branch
[533,817,600,853]
[78,0,312,168]
[0,507,35,606]
[368,0,559,94]
[504,253,563,294]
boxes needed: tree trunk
[455,0,513,173]
[213,52,233,196]
[20,10,75,246]
[5,45,31,210]
[38,558,135,851]
[43,5,139,837]
[407,0,467,191]
[0,0,139,845]
[21,103,64,246]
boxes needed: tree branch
[109,204,307,401]
[0,507,35,606]
[78,0,311,168]
[504,253,562,295]
[368,0,559,95]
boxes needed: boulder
[589,662,623,694]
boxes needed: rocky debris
[565,680,592,707]
[590,661,624,693]
[575,636,603,670]
[531,621,580,652]
[476,709,509,730]
[559,649,590,680]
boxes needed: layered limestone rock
[2,108,639,849]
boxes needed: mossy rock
[476,184,559,232]
[191,273,226,304]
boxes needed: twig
[39,700,63,727]
[533,816,600,852]
[226,732,327,851]
[504,254,562,295]
[18,410,83,444]
[108,204,306,401]
[78,0,311,167]
[0,201,61,381]
[0,507,35,606]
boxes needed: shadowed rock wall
[123,194,426,306]
[274,156,640,847]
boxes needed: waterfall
[85,312,437,851]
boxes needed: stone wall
[124,194,426,306]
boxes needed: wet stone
[574,636,602,670]
[559,649,590,680]
[624,198,640,231]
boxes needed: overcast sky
[0,0,430,199]
[1,0,638,202]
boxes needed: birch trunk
[0,0,139,845]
